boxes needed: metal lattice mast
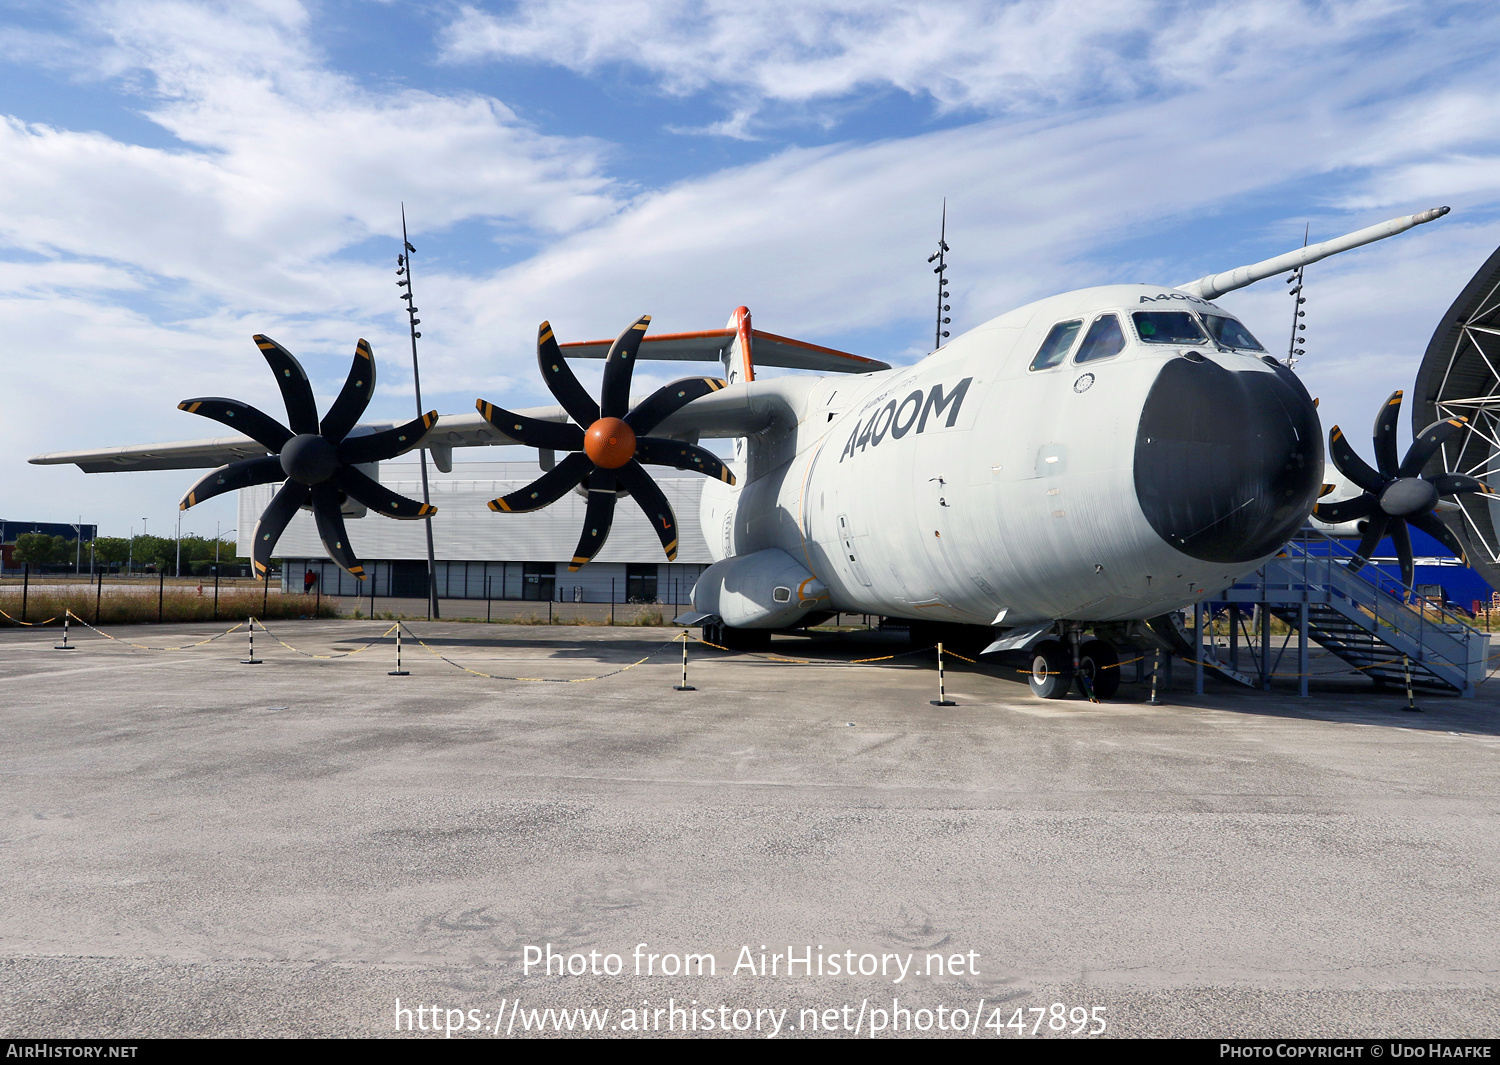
[398,204,440,620]
[928,199,952,349]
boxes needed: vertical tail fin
[722,306,756,385]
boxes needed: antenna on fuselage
[927,199,952,349]
[1284,223,1309,370]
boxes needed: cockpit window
[1132,311,1207,345]
[1030,319,1082,370]
[1202,314,1266,351]
[1075,314,1126,363]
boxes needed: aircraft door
[836,513,872,587]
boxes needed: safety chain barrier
[63,610,246,651]
[692,634,943,666]
[0,607,61,627]
[398,621,681,682]
[252,618,398,659]
[17,610,1499,692]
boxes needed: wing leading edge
[560,327,890,374]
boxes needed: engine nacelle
[691,548,829,629]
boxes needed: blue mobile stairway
[1173,531,1491,696]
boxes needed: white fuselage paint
[698,285,1317,626]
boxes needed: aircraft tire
[709,624,771,652]
[1028,641,1073,699]
[1077,640,1121,699]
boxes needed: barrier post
[242,617,261,664]
[1149,649,1162,706]
[931,641,957,706]
[1402,654,1419,712]
[55,611,76,650]
[21,563,29,623]
[674,630,696,691]
[1298,602,1309,698]
[389,623,410,676]
[1194,603,1205,695]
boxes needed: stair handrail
[1282,526,1480,639]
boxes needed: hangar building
[241,458,714,605]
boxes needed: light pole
[215,523,236,569]
[175,511,182,578]
[128,524,134,577]
[398,205,440,620]
[74,515,82,575]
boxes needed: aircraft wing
[26,380,808,471]
[561,327,890,373]
[27,410,562,474]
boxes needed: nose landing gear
[1027,634,1123,700]
[1076,639,1121,699]
[1028,640,1073,699]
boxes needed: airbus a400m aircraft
[30,207,1451,698]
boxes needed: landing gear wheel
[1076,639,1121,699]
[704,621,771,651]
[1028,640,1073,699]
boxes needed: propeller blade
[568,469,620,571]
[1312,493,1376,524]
[635,437,736,484]
[1389,516,1414,590]
[1399,417,1467,478]
[180,455,285,510]
[1430,472,1494,496]
[336,411,438,465]
[537,321,599,427]
[334,466,436,520]
[488,452,591,512]
[311,483,367,579]
[1408,509,1468,564]
[251,480,311,580]
[1347,513,1389,575]
[1372,389,1403,476]
[625,377,728,435]
[178,397,292,452]
[476,400,585,451]
[253,335,319,436]
[1328,427,1386,493]
[320,339,377,443]
[614,459,681,561]
[599,314,650,419]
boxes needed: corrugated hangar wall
[238,460,715,601]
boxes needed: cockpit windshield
[1132,311,1207,345]
[1201,314,1266,351]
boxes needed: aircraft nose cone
[1134,356,1322,564]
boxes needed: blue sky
[5,0,1500,540]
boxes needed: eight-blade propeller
[477,316,734,571]
[1315,389,1490,590]
[178,335,439,580]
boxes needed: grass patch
[0,588,338,627]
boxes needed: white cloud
[0,0,621,315]
[439,0,1423,129]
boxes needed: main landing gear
[702,619,771,651]
[1027,634,1122,700]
